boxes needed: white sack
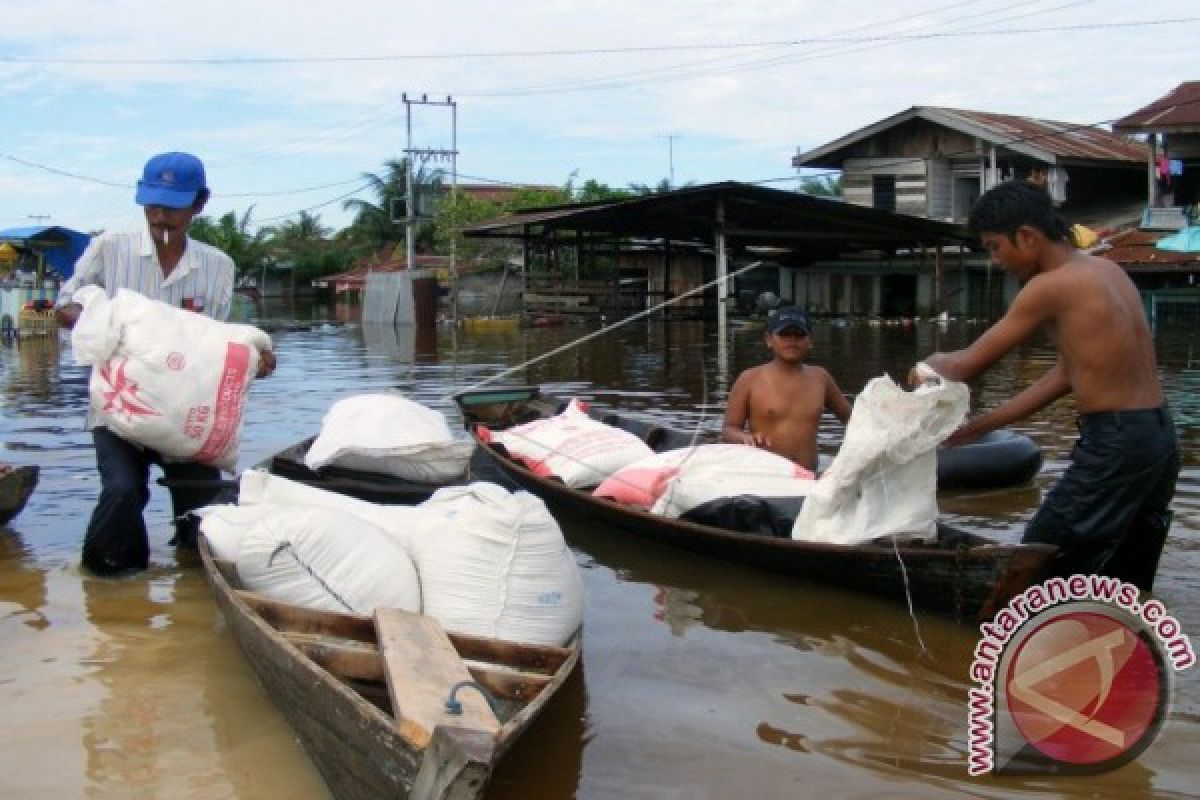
[792,374,968,545]
[482,398,653,488]
[236,469,425,549]
[236,506,422,615]
[408,482,584,646]
[304,393,475,482]
[196,503,277,562]
[647,444,815,518]
[71,286,272,471]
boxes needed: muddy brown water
[2,302,1198,799]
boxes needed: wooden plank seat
[375,608,501,749]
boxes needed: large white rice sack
[650,444,815,517]
[70,286,271,471]
[792,374,968,545]
[591,444,813,516]
[478,398,653,488]
[196,503,277,562]
[236,506,422,615]
[304,393,475,482]
[236,469,424,549]
[408,482,584,646]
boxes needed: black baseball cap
[766,306,810,335]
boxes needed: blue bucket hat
[135,152,207,208]
[766,306,810,335]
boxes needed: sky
[1,0,1196,235]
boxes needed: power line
[4,17,1194,65]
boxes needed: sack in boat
[792,374,968,545]
[70,286,271,471]
[594,444,814,516]
[477,398,653,488]
[408,482,584,647]
[652,445,815,518]
[235,506,422,615]
[304,392,475,482]
[234,469,425,549]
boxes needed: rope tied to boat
[444,680,501,717]
[442,260,767,403]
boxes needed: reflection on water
[1,300,1197,798]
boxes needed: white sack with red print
[595,444,816,511]
[70,286,272,471]
[477,398,653,488]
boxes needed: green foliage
[342,158,444,254]
[188,208,272,277]
[798,174,843,198]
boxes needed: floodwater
[2,300,1198,799]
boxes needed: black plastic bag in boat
[680,495,805,538]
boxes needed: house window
[873,174,896,212]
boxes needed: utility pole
[27,214,50,224]
[402,93,458,322]
[657,134,679,189]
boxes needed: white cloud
[2,0,1196,230]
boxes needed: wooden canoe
[454,386,1056,624]
[198,536,580,800]
[0,464,38,526]
[255,437,468,504]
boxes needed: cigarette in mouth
[163,230,169,246]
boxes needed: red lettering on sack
[194,343,251,465]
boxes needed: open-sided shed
[462,181,969,319]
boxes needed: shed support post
[715,199,729,392]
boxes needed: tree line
[186,160,842,287]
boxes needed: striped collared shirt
[57,225,235,321]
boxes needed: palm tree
[343,159,445,256]
[189,208,272,278]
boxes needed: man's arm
[944,360,1070,446]
[54,235,108,330]
[823,371,852,425]
[920,277,1056,383]
[721,371,768,447]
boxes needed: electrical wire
[4,16,1193,65]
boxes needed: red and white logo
[166,352,186,371]
[1001,606,1166,771]
[968,577,1193,777]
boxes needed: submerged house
[462,182,966,320]
[792,106,1147,223]
[790,107,1149,317]
[1108,81,1200,323]
[1113,81,1200,225]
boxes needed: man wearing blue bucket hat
[55,152,276,576]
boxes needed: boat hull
[455,387,1056,623]
[198,538,580,800]
[0,465,39,525]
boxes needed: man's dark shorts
[1022,406,1179,590]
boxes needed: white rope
[441,260,766,402]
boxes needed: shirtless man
[913,181,1179,589]
[722,306,851,472]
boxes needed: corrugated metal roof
[463,181,967,252]
[793,106,1146,168]
[1113,82,1200,133]
[931,108,1147,162]
[1100,228,1200,269]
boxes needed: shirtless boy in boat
[722,306,851,472]
[912,180,1179,589]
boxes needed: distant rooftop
[1113,82,1200,134]
[794,105,1147,168]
